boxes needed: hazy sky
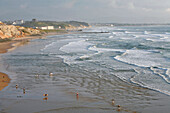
[1,0,170,23]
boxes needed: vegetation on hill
[21,21,90,29]
[65,21,89,27]
[41,29,66,33]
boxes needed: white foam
[144,31,149,34]
[125,31,129,34]
[166,68,170,77]
[78,50,103,61]
[79,35,89,38]
[59,39,92,53]
[165,32,170,35]
[146,37,170,42]
[58,55,77,65]
[130,68,170,96]
[112,32,116,35]
[58,39,94,65]
[134,32,169,41]
[160,36,169,39]
[83,27,109,33]
[89,46,125,53]
[114,49,166,67]
[73,46,125,63]
[79,55,91,59]
[41,42,56,51]
[130,76,170,96]
[152,34,164,37]
[150,67,170,83]
[143,33,170,42]
[66,36,74,38]
[114,48,170,90]
[125,31,140,34]
[112,32,125,36]
[109,36,114,38]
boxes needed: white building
[13,20,24,25]
[47,26,54,30]
[39,27,48,30]
[39,26,54,30]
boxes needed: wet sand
[0,72,10,91]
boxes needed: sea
[1,25,170,113]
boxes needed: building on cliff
[47,26,54,30]
[13,20,24,25]
[32,19,37,22]
[0,21,3,25]
[39,26,54,30]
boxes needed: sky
[0,0,170,23]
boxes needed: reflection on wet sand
[0,72,10,91]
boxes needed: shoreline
[0,31,69,54]
[0,31,69,91]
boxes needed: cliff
[0,22,41,40]
[65,24,90,30]
[65,21,91,30]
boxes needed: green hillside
[21,21,90,29]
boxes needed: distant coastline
[92,23,170,27]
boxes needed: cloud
[1,0,170,23]
[51,0,78,9]
[107,0,170,11]
[108,0,135,10]
[142,8,152,12]
[128,2,135,9]
[20,4,28,9]
[166,8,170,12]
[109,0,116,8]
[63,0,77,8]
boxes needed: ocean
[1,25,170,112]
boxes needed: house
[12,20,24,25]
[39,26,54,30]
[32,19,37,22]
[47,26,54,30]
[39,27,48,30]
